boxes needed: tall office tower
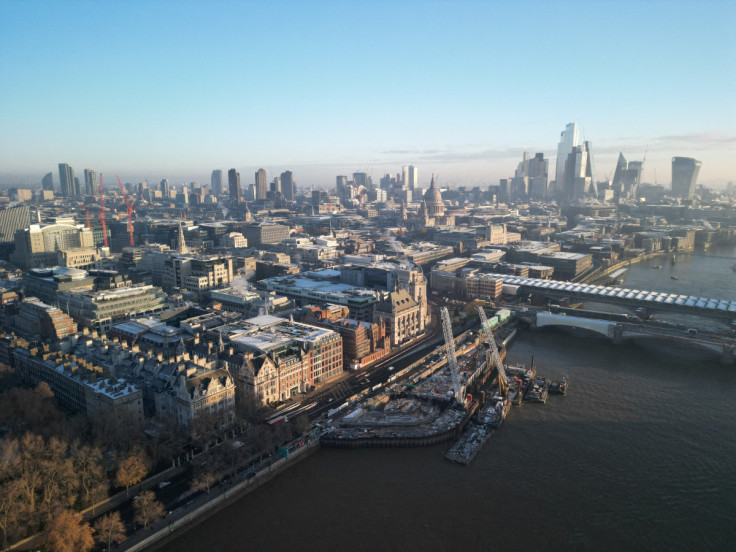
[255,169,267,200]
[270,177,281,194]
[228,169,241,203]
[407,165,418,190]
[555,123,578,194]
[211,170,223,196]
[41,172,54,191]
[611,153,644,200]
[401,166,409,188]
[353,172,368,188]
[281,171,295,200]
[83,169,97,196]
[562,141,596,203]
[671,157,701,200]
[73,177,82,197]
[527,153,549,199]
[335,175,347,195]
[160,179,170,197]
[58,163,75,197]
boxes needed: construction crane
[98,174,108,248]
[116,174,135,247]
[440,306,464,407]
[476,306,509,396]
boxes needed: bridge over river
[517,310,735,365]
[494,273,736,322]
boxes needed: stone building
[373,289,421,346]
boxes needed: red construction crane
[99,173,108,248]
[80,202,90,228]
[116,174,135,247]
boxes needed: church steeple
[177,219,188,254]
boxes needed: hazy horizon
[1,0,734,190]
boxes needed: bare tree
[70,442,107,507]
[44,509,94,552]
[191,470,216,494]
[94,511,126,550]
[116,453,148,496]
[0,480,22,548]
[133,490,165,529]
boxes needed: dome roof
[423,175,443,206]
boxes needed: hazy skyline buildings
[160,179,170,197]
[211,170,223,196]
[407,165,418,190]
[41,172,53,192]
[255,169,267,200]
[562,141,596,203]
[555,123,578,195]
[671,157,702,200]
[229,169,241,203]
[281,170,295,200]
[83,169,97,196]
[58,163,74,197]
[612,153,644,200]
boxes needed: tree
[116,453,148,496]
[191,470,216,494]
[133,490,165,529]
[71,443,107,508]
[44,509,94,552]
[0,480,22,548]
[94,511,126,550]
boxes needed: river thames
[163,247,736,552]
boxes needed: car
[387,366,395,371]
[158,481,171,489]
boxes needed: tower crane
[98,174,108,248]
[440,306,464,407]
[476,306,509,396]
[116,174,135,247]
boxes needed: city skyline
[1,1,734,188]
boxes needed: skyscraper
[83,169,97,196]
[611,153,643,200]
[228,169,241,203]
[407,166,418,190]
[270,177,281,194]
[562,141,596,203]
[671,157,701,200]
[211,170,223,196]
[255,169,267,200]
[527,153,549,199]
[58,163,74,197]
[41,172,54,191]
[160,179,170,197]
[281,171,295,200]
[555,123,578,194]
[401,166,409,188]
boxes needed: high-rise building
[228,169,241,203]
[671,157,701,200]
[160,179,170,197]
[58,163,75,197]
[281,171,295,200]
[401,166,409,188]
[527,153,549,199]
[270,177,281,194]
[407,166,418,190]
[555,123,578,194]
[255,169,267,200]
[562,141,596,203]
[211,170,223,196]
[335,175,347,198]
[0,205,31,244]
[611,153,643,200]
[83,169,97,197]
[353,172,368,189]
[41,172,54,191]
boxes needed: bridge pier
[722,344,735,366]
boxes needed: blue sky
[1,0,734,189]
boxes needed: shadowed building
[671,157,701,200]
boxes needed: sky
[1,0,734,190]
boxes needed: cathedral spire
[177,218,188,254]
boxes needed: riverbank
[119,439,320,552]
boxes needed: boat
[549,377,568,396]
[670,276,680,280]
[652,265,662,269]
[524,378,550,403]
[507,380,523,405]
